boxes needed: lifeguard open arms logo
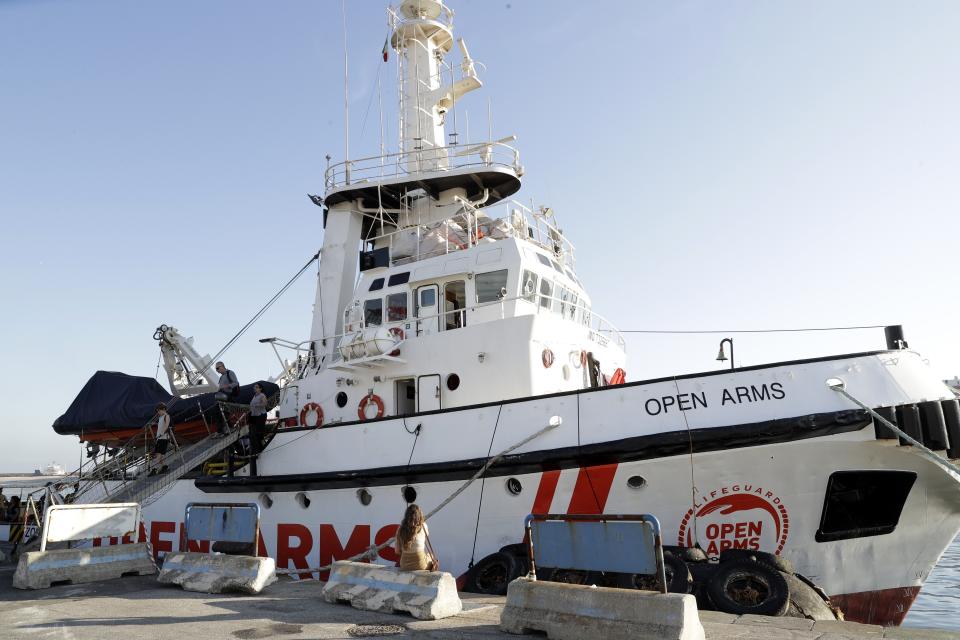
[677,484,789,558]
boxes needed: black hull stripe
[195,409,870,494]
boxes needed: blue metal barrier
[184,502,260,549]
[524,513,667,594]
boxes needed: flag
[382,37,389,62]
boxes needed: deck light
[716,338,734,370]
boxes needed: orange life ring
[358,394,385,421]
[542,348,554,368]
[299,403,324,428]
[581,350,588,368]
[388,327,405,357]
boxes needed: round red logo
[677,484,789,558]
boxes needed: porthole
[336,391,348,408]
[258,493,274,509]
[446,373,461,391]
[627,475,647,490]
[295,492,311,509]
[506,477,522,496]
[357,488,372,506]
[402,485,417,503]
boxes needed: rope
[620,325,888,335]
[275,413,561,577]
[829,384,960,478]
[208,252,320,368]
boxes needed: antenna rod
[342,0,350,170]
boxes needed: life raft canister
[358,394,385,421]
[299,402,324,427]
[609,368,626,385]
[388,327,404,357]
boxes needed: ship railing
[324,140,521,192]
[387,1,454,32]
[332,289,624,364]
[363,198,576,270]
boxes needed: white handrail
[325,141,520,190]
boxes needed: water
[903,534,960,630]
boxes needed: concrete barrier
[157,552,277,594]
[500,577,705,640]
[321,561,463,620]
[13,543,156,590]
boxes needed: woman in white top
[395,503,434,571]
[150,403,172,475]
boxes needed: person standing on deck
[213,361,240,437]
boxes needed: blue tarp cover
[53,370,278,436]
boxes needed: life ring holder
[299,402,324,428]
[358,394,385,421]
[571,350,586,369]
[388,327,404,357]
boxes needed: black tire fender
[620,551,692,594]
[465,551,521,595]
[664,545,708,563]
[719,548,795,575]
[707,559,790,616]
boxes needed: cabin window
[444,281,466,330]
[387,292,408,322]
[553,286,566,315]
[567,292,578,321]
[388,272,410,286]
[363,298,383,327]
[539,279,553,310]
[369,278,384,291]
[521,270,538,304]
[476,269,509,304]
[536,254,551,268]
[815,470,916,542]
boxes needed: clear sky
[1,0,958,473]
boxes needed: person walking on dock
[395,504,439,571]
[247,382,268,476]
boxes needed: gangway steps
[105,426,248,505]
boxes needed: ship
[51,0,960,626]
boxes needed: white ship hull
[117,349,960,626]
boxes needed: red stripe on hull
[567,464,618,514]
[832,585,921,626]
[532,470,561,514]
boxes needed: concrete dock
[0,568,956,640]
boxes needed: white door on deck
[416,285,440,336]
[417,374,441,412]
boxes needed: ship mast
[310,1,522,368]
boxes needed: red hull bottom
[832,586,921,626]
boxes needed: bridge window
[444,281,466,330]
[539,279,553,310]
[568,292,578,321]
[369,278,384,291]
[388,272,410,286]
[387,292,407,322]
[521,270,538,304]
[536,254,551,268]
[364,298,383,327]
[476,269,508,304]
[816,470,916,542]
